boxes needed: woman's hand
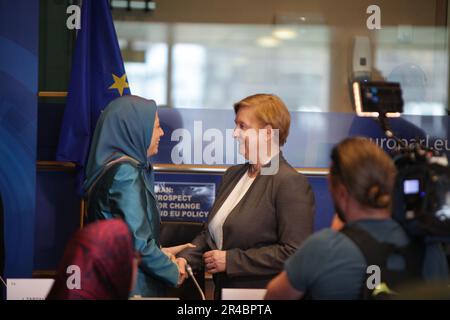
[203,250,226,274]
[176,257,188,286]
[162,243,196,257]
[161,248,176,262]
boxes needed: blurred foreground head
[47,219,134,300]
[329,136,397,222]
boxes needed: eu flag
[57,0,130,175]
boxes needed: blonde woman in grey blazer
[178,94,315,299]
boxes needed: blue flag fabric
[57,0,130,174]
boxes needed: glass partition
[113,0,448,115]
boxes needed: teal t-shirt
[285,219,449,299]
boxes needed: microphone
[186,264,206,300]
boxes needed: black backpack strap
[341,224,425,299]
[341,225,387,269]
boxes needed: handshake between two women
[163,244,227,287]
[161,243,195,286]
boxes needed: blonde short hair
[233,94,291,146]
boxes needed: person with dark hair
[265,137,449,300]
[47,219,136,300]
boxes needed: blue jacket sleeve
[108,163,179,287]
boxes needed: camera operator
[265,137,449,300]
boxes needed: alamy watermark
[67,4,382,31]
[170,122,280,175]
[367,5,382,30]
[167,122,450,175]
[66,5,81,30]
[66,265,81,290]
[366,265,381,290]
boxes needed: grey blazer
[179,153,315,298]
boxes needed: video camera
[353,81,450,241]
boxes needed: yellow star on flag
[109,73,129,96]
